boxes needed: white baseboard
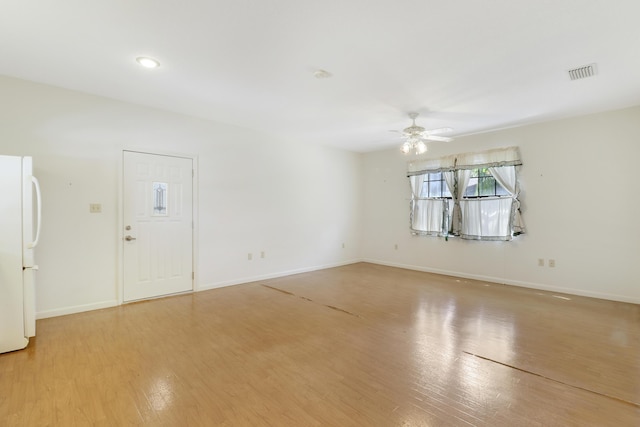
[362,258,640,305]
[36,300,119,320]
[33,260,363,320]
[36,257,635,320]
[198,259,363,292]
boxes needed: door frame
[117,149,199,305]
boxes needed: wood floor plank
[1,263,638,426]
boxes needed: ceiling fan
[395,112,453,155]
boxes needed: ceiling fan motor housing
[398,112,453,153]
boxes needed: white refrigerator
[0,155,41,353]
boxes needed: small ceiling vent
[568,63,597,81]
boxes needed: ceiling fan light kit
[397,112,453,155]
[401,138,427,155]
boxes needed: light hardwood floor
[1,263,639,426]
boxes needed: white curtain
[488,165,525,235]
[409,173,423,231]
[443,169,471,236]
[443,171,455,235]
[412,199,446,235]
[409,173,447,235]
[410,174,423,199]
[460,197,514,240]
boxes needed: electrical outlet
[538,258,544,267]
[394,244,398,250]
[89,203,102,213]
[248,253,252,261]
[342,243,345,249]
[548,259,556,268]
[261,251,265,259]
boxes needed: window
[464,168,509,198]
[409,172,454,236]
[407,147,525,241]
[421,172,452,198]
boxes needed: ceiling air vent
[568,63,597,81]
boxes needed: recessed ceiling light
[136,57,160,69]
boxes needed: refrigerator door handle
[27,175,42,249]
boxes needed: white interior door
[123,151,193,302]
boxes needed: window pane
[419,172,452,198]
[153,182,168,216]
[478,176,496,196]
[464,177,478,197]
[429,180,441,197]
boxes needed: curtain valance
[407,154,456,176]
[407,147,521,176]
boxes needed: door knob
[125,235,137,241]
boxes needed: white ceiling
[2,0,640,152]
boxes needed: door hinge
[192,169,194,177]
[192,272,195,280]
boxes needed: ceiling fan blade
[425,127,453,135]
[424,135,453,142]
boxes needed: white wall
[0,75,363,318]
[2,74,637,316]
[362,107,640,304]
